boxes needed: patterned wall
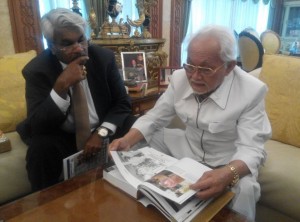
[0,1,15,56]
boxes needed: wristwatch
[97,127,111,138]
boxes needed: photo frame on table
[121,52,147,82]
[159,67,180,88]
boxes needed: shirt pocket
[208,121,237,133]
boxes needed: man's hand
[109,137,131,152]
[190,160,249,200]
[54,56,89,97]
[190,167,233,200]
[109,128,145,152]
[82,132,103,158]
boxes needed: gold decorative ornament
[89,1,168,82]
[88,7,98,39]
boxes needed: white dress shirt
[133,66,272,177]
[50,63,116,134]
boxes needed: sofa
[253,54,300,222]
[0,51,299,221]
[0,50,36,205]
[167,54,300,222]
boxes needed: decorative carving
[8,0,43,53]
[91,38,167,81]
[126,9,145,37]
[169,0,184,67]
[95,0,161,39]
[97,0,130,39]
[149,0,162,38]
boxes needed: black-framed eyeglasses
[54,39,89,53]
[183,63,226,76]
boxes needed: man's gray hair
[188,25,237,62]
[41,8,86,44]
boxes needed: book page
[103,165,138,199]
[139,188,212,222]
[110,147,178,189]
[141,157,211,204]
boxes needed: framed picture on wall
[159,67,180,88]
[121,52,147,82]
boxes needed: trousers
[26,114,137,192]
[26,131,77,191]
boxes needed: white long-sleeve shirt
[133,66,272,177]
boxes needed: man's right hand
[53,56,89,97]
[109,128,145,152]
[109,137,131,152]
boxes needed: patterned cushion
[259,54,300,148]
[0,50,36,133]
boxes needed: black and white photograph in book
[121,52,147,82]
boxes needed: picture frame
[121,52,147,82]
[159,67,180,87]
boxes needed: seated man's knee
[27,135,56,158]
[236,175,261,201]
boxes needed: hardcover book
[105,147,234,222]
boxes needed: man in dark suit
[17,8,136,191]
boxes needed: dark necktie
[72,81,90,150]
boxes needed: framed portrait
[159,67,180,87]
[121,52,147,82]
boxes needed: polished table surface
[0,168,246,222]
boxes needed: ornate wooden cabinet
[91,38,168,82]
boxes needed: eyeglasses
[54,39,89,53]
[183,63,226,76]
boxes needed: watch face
[98,128,108,137]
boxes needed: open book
[105,147,234,222]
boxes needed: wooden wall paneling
[8,0,43,54]
[149,0,163,38]
[169,0,184,67]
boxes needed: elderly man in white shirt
[109,25,271,221]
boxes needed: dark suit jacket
[18,45,132,142]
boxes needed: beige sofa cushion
[0,50,36,133]
[258,140,300,221]
[259,54,300,148]
[0,131,31,204]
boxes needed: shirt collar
[210,70,235,109]
[181,67,236,109]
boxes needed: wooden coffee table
[0,168,246,222]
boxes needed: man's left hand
[189,167,233,200]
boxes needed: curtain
[181,0,270,64]
[182,0,192,41]
[39,0,88,18]
[267,0,283,33]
